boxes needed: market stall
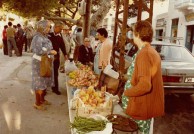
[65,62,138,134]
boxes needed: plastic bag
[65,60,78,74]
[103,64,119,79]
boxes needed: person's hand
[50,50,57,55]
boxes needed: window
[171,18,179,43]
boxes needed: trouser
[7,37,19,56]
[17,39,24,56]
[52,58,60,92]
[73,45,80,61]
[59,50,65,70]
[2,39,8,55]
[24,37,27,52]
[27,38,32,52]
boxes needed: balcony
[174,0,194,14]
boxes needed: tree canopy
[1,0,103,27]
[1,0,166,28]
[1,0,102,18]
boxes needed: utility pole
[83,0,92,38]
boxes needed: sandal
[41,100,51,105]
[33,104,47,110]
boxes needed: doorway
[185,25,194,52]
[156,29,163,41]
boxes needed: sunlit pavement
[1,49,194,134]
[0,49,71,134]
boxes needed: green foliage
[1,0,102,19]
[2,0,60,18]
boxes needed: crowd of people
[2,22,35,57]
[30,20,113,110]
[2,19,164,134]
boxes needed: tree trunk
[90,0,112,30]
[45,0,112,30]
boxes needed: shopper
[59,25,71,73]
[73,27,83,61]
[122,20,164,134]
[31,20,57,110]
[48,21,68,95]
[2,25,8,55]
[78,37,94,65]
[96,28,113,69]
[25,24,35,52]
[93,40,101,75]
[6,22,20,57]
[16,23,24,56]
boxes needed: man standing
[73,27,83,61]
[2,25,8,55]
[16,23,24,56]
[96,28,113,69]
[6,22,20,57]
[59,25,71,73]
[48,21,68,95]
[25,24,35,52]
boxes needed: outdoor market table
[65,76,137,134]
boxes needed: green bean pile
[70,116,107,134]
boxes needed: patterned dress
[31,32,54,90]
[122,47,151,134]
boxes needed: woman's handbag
[40,54,52,77]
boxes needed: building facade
[155,0,194,54]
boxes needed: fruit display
[76,86,106,108]
[68,65,98,87]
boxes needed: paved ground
[0,50,71,134]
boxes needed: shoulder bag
[40,54,52,77]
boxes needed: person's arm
[124,52,152,97]
[73,35,79,46]
[31,36,50,55]
[59,36,68,59]
[89,47,94,63]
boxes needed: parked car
[115,41,194,95]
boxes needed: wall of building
[155,0,194,54]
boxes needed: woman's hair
[133,20,153,43]
[35,20,50,34]
[97,28,108,38]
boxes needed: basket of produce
[71,114,113,134]
[106,114,138,132]
[72,86,113,117]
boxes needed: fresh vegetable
[70,116,107,134]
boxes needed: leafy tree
[1,0,166,28]
[1,0,102,27]
[1,0,59,18]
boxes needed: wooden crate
[76,98,113,117]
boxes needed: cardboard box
[76,97,113,117]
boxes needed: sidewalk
[0,49,71,134]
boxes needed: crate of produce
[73,87,113,117]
